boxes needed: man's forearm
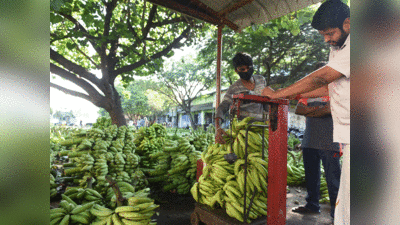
[272,66,343,99]
[300,86,329,98]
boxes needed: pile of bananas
[192,117,270,223]
[124,153,140,175]
[319,175,329,203]
[50,194,95,225]
[146,136,202,195]
[64,187,103,205]
[50,173,58,199]
[134,124,167,169]
[286,151,306,186]
[90,195,158,225]
[92,116,113,129]
[56,120,144,195]
[51,178,159,224]
[190,131,214,152]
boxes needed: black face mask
[238,67,254,81]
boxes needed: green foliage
[151,55,215,129]
[198,5,329,88]
[50,0,208,78]
[50,0,210,125]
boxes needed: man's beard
[329,29,349,47]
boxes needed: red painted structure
[232,94,289,225]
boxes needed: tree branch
[57,11,102,54]
[151,17,185,27]
[103,0,118,38]
[50,49,101,86]
[142,5,157,40]
[114,26,191,75]
[101,0,118,71]
[50,63,104,102]
[50,83,104,108]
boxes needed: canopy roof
[146,0,323,32]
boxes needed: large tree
[153,56,215,130]
[198,7,329,89]
[50,0,207,126]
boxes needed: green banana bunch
[113,152,126,172]
[87,128,106,139]
[74,153,94,173]
[124,153,140,175]
[92,139,110,156]
[130,170,148,190]
[76,138,94,152]
[50,194,95,225]
[286,151,306,186]
[92,116,113,129]
[110,138,125,153]
[64,187,103,205]
[116,125,127,140]
[190,131,213,152]
[116,171,131,183]
[50,174,58,199]
[95,196,158,225]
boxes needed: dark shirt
[301,116,340,151]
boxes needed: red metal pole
[267,103,288,225]
[215,25,223,132]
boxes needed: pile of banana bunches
[57,119,147,194]
[50,117,159,224]
[50,185,159,225]
[191,117,270,223]
[133,123,167,169]
[145,130,214,195]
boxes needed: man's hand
[261,86,276,99]
[215,128,227,144]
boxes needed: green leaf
[66,42,76,50]
[50,0,65,11]
[50,13,63,23]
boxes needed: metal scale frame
[191,94,289,225]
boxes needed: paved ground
[152,186,333,225]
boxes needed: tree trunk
[105,94,127,127]
[188,111,197,130]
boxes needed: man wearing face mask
[215,52,266,144]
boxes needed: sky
[50,45,196,123]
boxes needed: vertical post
[267,103,288,225]
[215,24,223,132]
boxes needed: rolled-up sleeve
[215,88,233,119]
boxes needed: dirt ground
[152,186,333,225]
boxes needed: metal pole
[215,24,223,132]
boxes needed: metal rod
[215,25,223,133]
[262,126,265,160]
[243,125,249,221]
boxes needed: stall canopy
[146,0,323,32]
